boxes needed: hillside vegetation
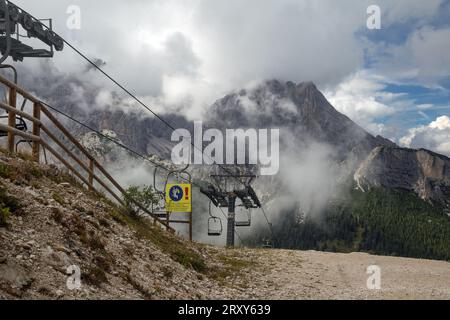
[273,186,450,261]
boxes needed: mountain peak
[260,79,319,94]
[295,81,317,91]
[207,78,394,163]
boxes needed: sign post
[165,183,193,241]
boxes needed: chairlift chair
[235,208,251,227]
[200,183,228,207]
[208,216,223,236]
[262,239,274,249]
[0,112,26,136]
[207,201,223,236]
[0,64,47,161]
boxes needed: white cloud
[324,71,396,136]
[400,116,450,156]
[9,0,448,134]
[11,0,444,117]
[381,0,442,25]
[371,25,450,85]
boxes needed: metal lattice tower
[201,167,261,247]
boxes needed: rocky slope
[355,147,450,210]
[0,151,255,299]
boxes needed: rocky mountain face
[355,147,450,210]
[15,63,185,159]
[206,80,395,163]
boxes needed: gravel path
[233,249,450,300]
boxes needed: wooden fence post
[88,158,94,191]
[32,102,41,162]
[7,87,16,153]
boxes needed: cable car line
[12,2,275,243]
[43,100,246,243]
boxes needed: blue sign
[169,186,183,202]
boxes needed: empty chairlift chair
[207,201,223,236]
[262,239,274,249]
[0,110,27,137]
[235,208,251,227]
[208,216,223,236]
[0,65,39,153]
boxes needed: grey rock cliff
[355,146,450,207]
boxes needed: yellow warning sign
[165,184,192,212]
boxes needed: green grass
[0,207,10,227]
[0,163,13,179]
[52,193,66,206]
[210,254,255,283]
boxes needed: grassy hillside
[269,187,450,261]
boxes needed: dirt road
[229,249,450,300]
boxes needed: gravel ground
[228,248,450,300]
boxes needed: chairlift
[163,164,191,193]
[0,64,47,161]
[0,64,25,138]
[235,185,261,209]
[262,239,274,249]
[153,166,166,200]
[207,200,222,236]
[200,183,228,207]
[0,112,26,136]
[235,208,251,227]
[152,164,191,205]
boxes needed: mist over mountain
[9,67,449,259]
[206,79,395,160]
[14,64,450,208]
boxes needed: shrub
[0,207,10,227]
[0,187,21,227]
[0,187,20,212]
[52,193,65,206]
[0,163,13,179]
[123,185,159,216]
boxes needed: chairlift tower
[0,1,64,154]
[0,0,64,64]
[201,169,261,247]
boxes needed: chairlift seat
[235,221,251,227]
[153,210,168,219]
[235,209,252,227]
[208,216,222,237]
[0,115,28,137]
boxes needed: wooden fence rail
[0,75,173,232]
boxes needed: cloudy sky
[12,0,450,155]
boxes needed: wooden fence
[0,74,173,231]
